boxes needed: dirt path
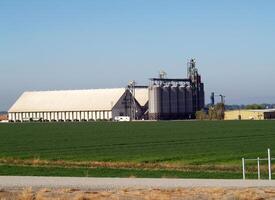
[2,176,275,199]
[1,176,275,190]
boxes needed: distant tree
[196,110,208,120]
[198,103,226,120]
[245,104,264,110]
[215,103,225,120]
[207,103,225,120]
[208,107,217,120]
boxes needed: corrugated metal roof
[8,88,127,112]
[247,109,275,113]
[225,109,275,113]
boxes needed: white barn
[8,88,148,122]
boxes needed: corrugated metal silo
[170,85,178,119]
[178,85,186,117]
[199,83,205,110]
[162,85,170,119]
[186,86,193,114]
[148,85,161,120]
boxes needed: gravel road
[1,176,275,190]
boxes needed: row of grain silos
[148,84,194,120]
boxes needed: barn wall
[112,90,143,119]
[8,110,113,122]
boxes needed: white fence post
[268,148,272,180]
[257,157,260,180]
[242,158,245,180]
[242,149,273,180]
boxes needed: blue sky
[0,0,275,110]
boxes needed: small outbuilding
[224,109,275,120]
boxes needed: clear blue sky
[1,0,275,111]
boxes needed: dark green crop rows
[0,121,275,165]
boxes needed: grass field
[0,121,275,178]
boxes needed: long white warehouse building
[8,88,148,122]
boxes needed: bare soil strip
[1,187,275,200]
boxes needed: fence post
[257,157,260,180]
[242,158,245,180]
[268,148,272,180]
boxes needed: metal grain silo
[161,85,170,119]
[178,85,186,118]
[186,86,193,114]
[170,85,178,119]
[148,85,161,120]
[199,83,205,110]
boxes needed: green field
[0,121,275,178]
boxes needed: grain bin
[178,85,186,118]
[199,83,205,110]
[148,85,161,120]
[170,85,178,119]
[162,85,171,119]
[186,86,193,114]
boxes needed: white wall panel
[84,112,88,120]
[80,112,84,120]
[77,112,80,120]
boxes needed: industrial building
[8,88,148,122]
[148,59,205,120]
[224,109,275,120]
[8,59,205,122]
